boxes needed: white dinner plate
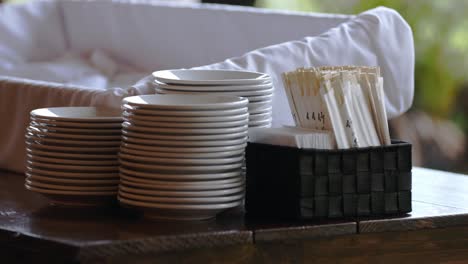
[119,159,242,173]
[122,135,247,147]
[248,118,272,127]
[26,179,118,191]
[119,184,244,197]
[26,184,117,196]
[119,167,241,180]
[120,142,246,153]
[27,127,121,140]
[155,86,273,96]
[120,178,244,191]
[30,117,122,128]
[248,100,273,110]
[249,112,272,121]
[123,94,248,110]
[122,104,247,117]
[29,122,122,134]
[122,122,248,135]
[122,130,247,141]
[26,141,120,153]
[26,173,119,185]
[118,152,244,166]
[121,117,248,129]
[27,166,119,178]
[118,196,242,220]
[119,190,244,204]
[120,146,244,159]
[247,94,274,102]
[154,80,273,92]
[27,160,119,172]
[26,148,118,160]
[123,111,249,123]
[249,106,272,114]
[30,107,122,122]
[26,154,119,166]
[120,173,241,186]
[26,133,121,146]
[152,69,270,85]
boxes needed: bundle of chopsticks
[282,66,391,149]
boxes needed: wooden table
[1,167,468,263]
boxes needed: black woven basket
[245,140,412,219]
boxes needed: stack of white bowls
[24,107,122,207]
[153,69,273,128]
[119,94,249,220]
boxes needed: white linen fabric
[0,0,414,173]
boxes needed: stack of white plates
[119,94,249,220]
[25,107,122,207]
[153,69,273,128]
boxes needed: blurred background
[3,0,468,173]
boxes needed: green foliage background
[258,0,468,131]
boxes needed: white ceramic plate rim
[27,127,121,140]
[27,166,119,178]
[152,69,270,85]
[119,196,243,209]
[122,135,248,147]
[123,94,248,110]
[119,184,244,197]
[26,141,120,153]
[118,152,244,165]
[122,130,248,141]
[26,184,117,195]
[26,173,119,185]
[119,190,244,203]
[26,147,118,160]
[29,122,122,134]
[120,142,246,153]
[119,173,242,186]
[119,159,242,172]
[122,122,248,135]
[120,178,244,191]
[122,117,248,129]
[26,134,121,146]
[30,107,122,122]
[30,117,122,128]
[123,111,249,123]
[26,179,117,191]
[119,146,244,159]
[26,154,119,166]
[155,82,273,92]
[27,160,119,172]
[119,167,241,180]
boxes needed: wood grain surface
[0,167,468,263]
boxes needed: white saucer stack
[119,94,249,220]
[24,107,123,207]
[153,69,273,128]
